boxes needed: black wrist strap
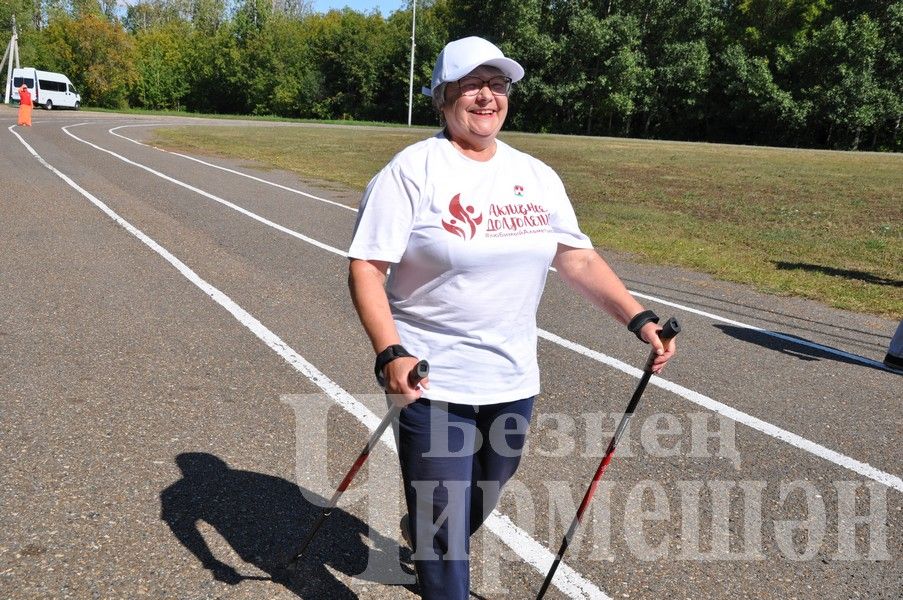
[374,344,414,387]
[627,310,660,342]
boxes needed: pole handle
[644,317,680,372]
[658,317,680,347]
[409,359,429,386]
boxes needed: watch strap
[374,344,414,387]
[627,310,660,342]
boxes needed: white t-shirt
[348,132,592,405]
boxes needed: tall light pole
[406,0,417,126]
[2,15,20,105]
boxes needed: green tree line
[3,0,901,150]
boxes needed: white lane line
[62,124,346,257]
[106,122,883,371]
[539,328,903,494]
[65,122,903,493]
[10,124,610,600]
[108,124,357,212]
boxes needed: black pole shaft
[286,403,400,568]
[537,319,679,598]
[285,359,428,569]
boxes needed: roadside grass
[151,125,902,317]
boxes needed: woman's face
[442,65,509,153]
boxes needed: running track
[2,108,900,599]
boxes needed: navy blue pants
[396,397,534,600]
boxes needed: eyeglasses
[456,75,512,97]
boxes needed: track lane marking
[62,123,345,257]
[108,124,358,213]
[61,122,903,494]
[10,124,611,600]
[539,329,903,493]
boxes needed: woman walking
[348,36,675,599]
[17,84,32,127]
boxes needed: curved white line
[62,124,346,258]
[109,123,357,212]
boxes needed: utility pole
[2,14,20,104]
[406,0,417,126]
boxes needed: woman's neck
[444,128,497,162]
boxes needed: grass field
[151,124,902,317]
[88,106,403,128]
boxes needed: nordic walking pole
[285,359,429,569]
[536,318,680,599]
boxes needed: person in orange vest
[17,84,33,127]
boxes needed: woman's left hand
[383,357,430,407]
[640,322,677,375]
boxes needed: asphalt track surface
[1,106,900,599]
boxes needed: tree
[786,14,886,148]
[557,9,647,135]
[190,0,226,33]
[874,1,903,149]
[271,0,311,19]
[180,21,237,112]
[0,1,36,35]
[380,0,452,124]
[730,0,832,56]
[238,13,322,116]
[709,43,806,144]
[621,0,720,138]
[7,0,899,149]
[56,0,123,22]
[39,13,138,107]
[303,9,394,119]
[124,1,184,33]
[131,21,191,109]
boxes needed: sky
[310,0,408,15]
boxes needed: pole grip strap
[627,309,660,341]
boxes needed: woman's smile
[443,66,509,159]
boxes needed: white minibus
[12,68,81,110]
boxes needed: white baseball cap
[422,36,525,97]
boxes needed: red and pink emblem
[442,194,482,240]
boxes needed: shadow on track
[160,452,416,598]
[713,324,888,371]
[774,261,902,288]
[621,275,889,353]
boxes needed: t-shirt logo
[442,193,482,240]
[514,185,524,197]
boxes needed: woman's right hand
[383,356,430,407]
